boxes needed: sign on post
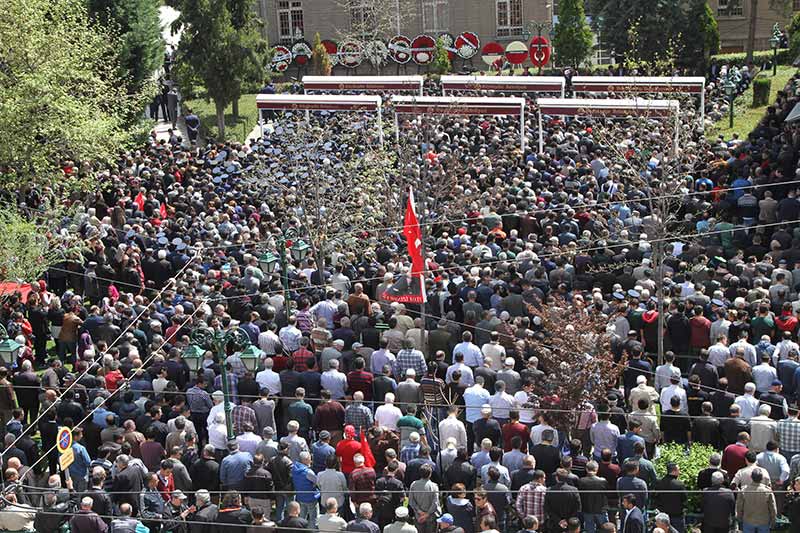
[57,426,74,471]
[57,427,73,453]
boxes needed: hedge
[711,48,792,67]
[752,75,772,106]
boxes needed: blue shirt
[311,441,335,473]
[92,407,117,428]
[220,451,253,488]
[69,442,92,480]
[617,431,646,463]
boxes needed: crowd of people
[1,67,800,533]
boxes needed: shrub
[653,442,717,513]
[711,48,791,67]
[752,76,772,107]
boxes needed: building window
[350,0,377,37]
[717,0,743,16]
[422,0,449,33]
[496,0,523,38]
[794,0,800,10]
[277,0,304,42]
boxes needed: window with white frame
[277,0,304,42]
[496,0,523,38]
[422,0,450,33]
[717,0,743,16]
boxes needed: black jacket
[268,453,293,491]
[87,486,113,523]
[577,474,608,513]
[543,481,581,528]
[33,501,70,533]
[243,464,274,499]
[445,459,477,491]
[189,458,220,493]
[112,465,143,510]
[189,503,218,533]
[653,474,687,516]
[691,416,720,448]
[213,507,252,532]
[701,487,735,528]
[620,506,644,533]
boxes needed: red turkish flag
[159,202,168,219]
[404,188,424,276]
[134,192,145,212]
[359,429,376,468]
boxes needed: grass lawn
[183,93,259,143]
[708,65,797,140]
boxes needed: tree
[0,0,143,191]
[588,0,683,65]
[431,37,452,75]
[169,0,269,140]
[553,0,593,68]
[0,206,73,284]
[87,0,163,99]
[527,300,624,430]
[682,0,719,72]
[789,12,800,60]
[311,32,332,76]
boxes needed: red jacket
[501,421,530,453]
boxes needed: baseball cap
[319,430,331,439]
[171,490,188,500]
[772,379,783,387]
[437,514,454,525]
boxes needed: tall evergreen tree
[588,0,682,64]
[683,0,719,71]
[553,0,593,68]
[168,0,268,140]
[87,0,163,98]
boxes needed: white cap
[395,507,409,518]
[504,357,515,367]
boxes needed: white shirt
[278,325,302,352]
[481,343,506,371]
[654,364,679,392]
[321,369,347,399]
[207,402,225,428]
[752,363,778,393]
[659,384,688,414]
[445,362,474,386]
[256,368,281,395]
[777,340,800,361]
[530,423,559,448]
[209,422,228,450]
[734,393,760,420]
[453,341,484,367]
[489,391,516,420]
[236,431,262,455]
[257,330,281,355]
[708,343,731,368]
[375,404,403,430]
[749,415,777,452]
[514,391,535,424]
[439,416,468,449]
[463,384,491,423]
[730,340,757,367]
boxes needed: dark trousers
[465,420,474,453]
[191,412,209,445]
[669,515,686,533]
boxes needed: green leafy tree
[431,36,452,75]
[0,0,143,191]
[87,0,163,99]
[682,0,719,71]
[0,206,76,285]
[168,0,268,140]
[789,12,800,60]
[654,443,717,512]
[588,0,683,64]
[311,32,332,76]
[553,0,593,68]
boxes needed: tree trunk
[215,100,226,141]
[746,0,758,62]
[232,98,240,119]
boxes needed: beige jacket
[735,483,777,526]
